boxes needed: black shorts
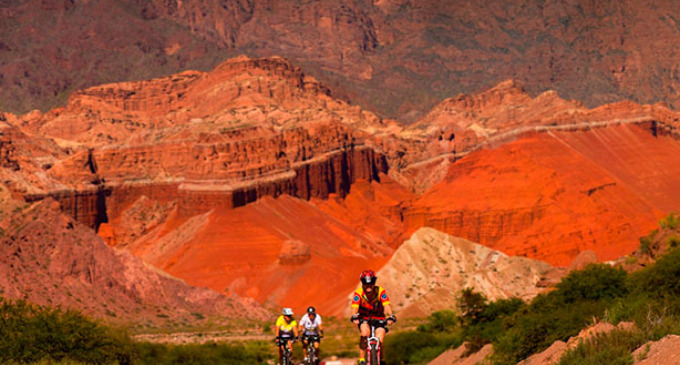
[357,318,389,333]
[302,334,321,343]
[278,334,294,344]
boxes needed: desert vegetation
[0,298,273,364]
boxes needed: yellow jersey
[276,315,297,335]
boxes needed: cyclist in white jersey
[299,306,324,361]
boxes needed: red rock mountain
[403,83,680,266]
[5,0,680,122]
[2,55,680,318]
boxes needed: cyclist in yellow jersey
[274,307,299,364]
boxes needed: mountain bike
[365,319,388,365]
[301,334,322,365]
[276,336,294,365]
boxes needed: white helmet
[282,307,293,316]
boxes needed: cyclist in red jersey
[350,270,396,365]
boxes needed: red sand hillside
[406,123,680,266]
[101,175,412,317]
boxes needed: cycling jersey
[351,285,391,319]
[276,315,298,337]
[299,313,323,336]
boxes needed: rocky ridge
[7,0,680,123]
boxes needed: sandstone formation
[372,227,558,318]
[1,56,414,318]
[278,240,311,265]
[0,199,266,326]
[397,80,680,192]
[4,56,399,231]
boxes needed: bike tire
[282,348,291,365]
[370,346,379,365]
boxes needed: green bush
[555,264,628,303]
[629,248,680,299]
[488,265,629,363]
[384,331,462,365]
[659,213,679,230]
[417,310,457,332]
[0,299,133,364]
[135,341,272,365]
[382,309,463,364]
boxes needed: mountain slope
[0,199,267,327]
[6,0,680,121]
[406,123,680,266]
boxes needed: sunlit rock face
[373,227,558,318]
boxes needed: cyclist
[274,307,299,365]
[350,270,396,365]
[299,306,324,363]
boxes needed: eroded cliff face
[7,56,396,229]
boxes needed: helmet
[282,307,293,316]
[360,270,377,285]
[307,306,316,315]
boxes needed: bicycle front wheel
[370,346,379,365]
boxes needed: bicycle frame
[364,319,387,365]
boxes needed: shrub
[0,298,133,364]
[457,287,487,326]
[629,248,680,299]
[659,213,679,230]
[417,310,457,332]
[639,236,652,255]
[555,264,628,303]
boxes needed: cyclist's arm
[384,303,394,318]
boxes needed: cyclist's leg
[375,327,387,363]
[359,322,370,361]
[302,337,309,357]
[375,327,386,343]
